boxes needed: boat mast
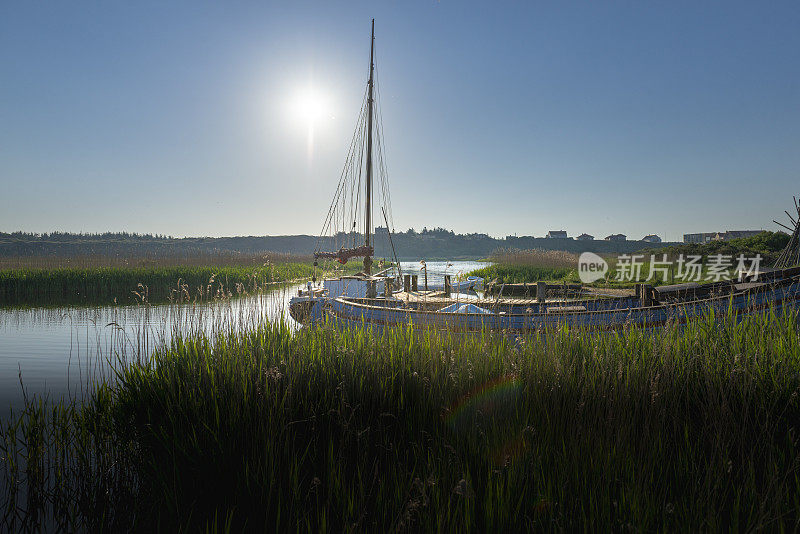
[364,19,375,275]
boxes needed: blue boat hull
[296,277,800,335]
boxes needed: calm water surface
[398,260,486,285]
[0,261,487,414]
[0,287,297,415]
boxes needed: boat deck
[389,288,629,309]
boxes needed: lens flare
[444,374,521,428]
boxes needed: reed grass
[470,249,579,283]
[0,251,312,271]
[489,248,580,269]
[0,255,353,306]
[3,308,800,531]
[469,264,576,284]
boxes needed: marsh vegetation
[0,253,353,306]
[2,307,800,531]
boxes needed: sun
[291,88,330,126]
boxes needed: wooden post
[492,282,505,312]
[367,280,377,299]
[536,281,546,303]
[403,274,410,293]
[385,277,393,297]
[444,275,451,297]
[424,268,428,291]
[411,275,418,292]
[640,283,653,307]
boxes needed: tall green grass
[473,249,580,284]
[0,251,313,271]
[469,263,576,284]
[3,310,800,531]
[0,262,328,306]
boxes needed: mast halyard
[363,19,375,275]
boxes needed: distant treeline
[0,229,674,260]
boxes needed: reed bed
[470,249,579,283]
[469,264,576,284]
[0,264,312,306]
[3,309,800,531]
[489,249,580,269]
[0,251,313,271]
[0,255,355,306]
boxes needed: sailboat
[324,198,800,335]
[297,196,800,334]
[289,20,401,324]
[289,21,800,333]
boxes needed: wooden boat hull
[306,276,800,335]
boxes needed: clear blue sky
[1,1,798,241]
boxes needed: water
[399,260,487,287]
[0,261,487,414]
[0,286,298,415]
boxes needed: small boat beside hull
[289,275,393,324]
[288,298,317,324]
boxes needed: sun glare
[291,88,330,126]
[287,86,333,163]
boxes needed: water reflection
[0,284,301,414]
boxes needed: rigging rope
[313,38,396,273]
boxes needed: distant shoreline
[0,230,676,260]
